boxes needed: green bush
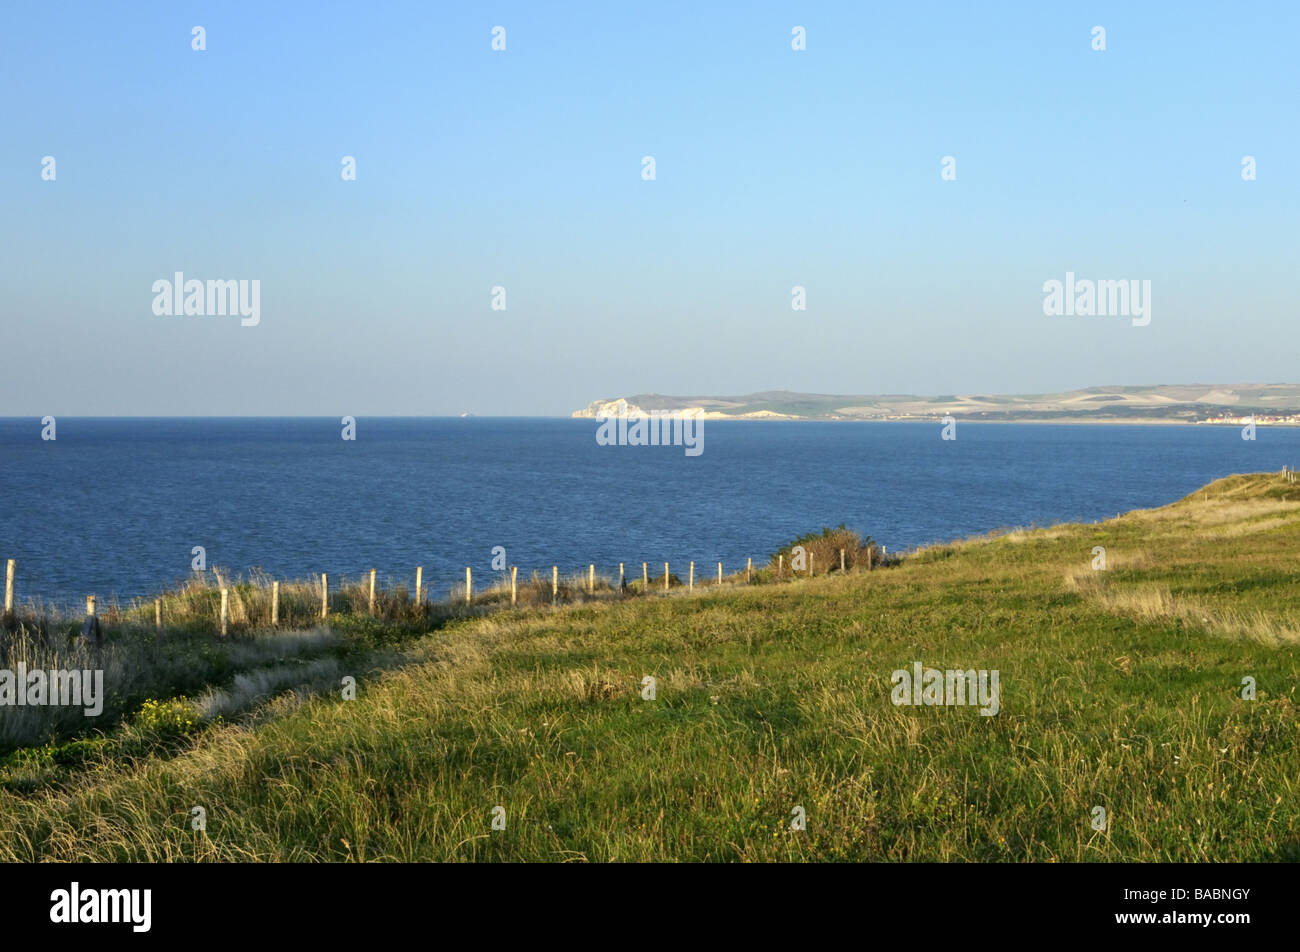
[770,524,877,573]
[133,697,200,738]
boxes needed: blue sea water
[0,417,1295,609]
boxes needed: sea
[1,417,1295,609]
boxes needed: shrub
[770,525,877,573]
[133,697,200,738]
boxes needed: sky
[2,1,1297,416]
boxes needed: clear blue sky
[2,1,1296,415]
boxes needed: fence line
[0,543,887,636]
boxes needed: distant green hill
[573,384,1300,423]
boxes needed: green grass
[1,473,1298,861]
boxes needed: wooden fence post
[664,562,669,592]
[466,567,472,604]
[511,566,518,606]
[689,561,694,592]
[321,573,329,619]
[369,568,377,615]
[809,553,814,577]
[867,547,873,570]
[220,588,229,636]
[717,562,722,585]
[643,562,648,587]
[271,581,280,626]
[155,598,162,631]
[3,558,14,623]
[82,595,101,649]
[415,566,423,606]
[588,564,594,594]
[747,557,752,583]
[779,554,784,579]
[552,565,558,603]
[619,562,625,591]
[840,549,845,573]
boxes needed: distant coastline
[573,385,1300,427]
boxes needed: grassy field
[1,473,1298,861]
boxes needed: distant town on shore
[573,385,1300,426]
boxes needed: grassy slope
[2,474,1298,862]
